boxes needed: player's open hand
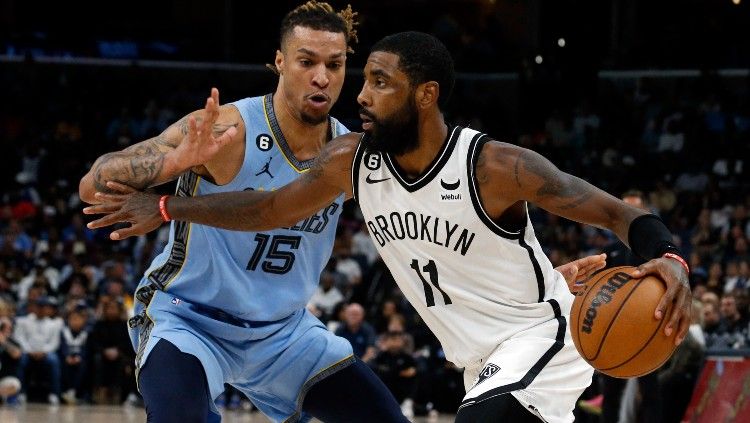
[83,181,164,240]
[167,87,238,171]
[555,253,607,294]
[632,257,691,345]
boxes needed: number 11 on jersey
[410,259,452,307]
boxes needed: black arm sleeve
[627,214,682,261]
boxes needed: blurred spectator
[352,224,379,266]
[0,308,22,404]
[335,303,376,361]
[60,306,89,404]
[14,296,64,404]
[89,299,134,404]
[307,271,344,322]
[659,300,706,423]
[369,331,417,414]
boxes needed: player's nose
[311,65,329,88]
[357,87,370,107]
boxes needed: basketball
[570,266,679,378]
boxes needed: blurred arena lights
[557,38,566,47]
[534,55,543,64]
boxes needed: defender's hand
[166,87,238,171]
[83,181,164,240]
[632,257,691,345]
[555,253,607,294]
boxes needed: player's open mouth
[306,93,330,108]
[359,113,374,130]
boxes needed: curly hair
[267,1,359,74]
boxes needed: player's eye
[376,79,387,88]
[299,59,312,67]
[327,62,342,70]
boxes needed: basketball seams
[574,266,628,360]
[598,298,672,375]
[589,277,645,362]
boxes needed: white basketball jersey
[353,126,575,368]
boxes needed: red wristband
[663,252,689,275]
[159,195,172,222]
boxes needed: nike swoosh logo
[440,179,460,190]
[366,174,391,184]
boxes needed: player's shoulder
[475,138,524,172]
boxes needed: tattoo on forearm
[93,136,169,192]
[518,150,594,209]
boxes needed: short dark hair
[279,1,358,54]
[371,31,455,109]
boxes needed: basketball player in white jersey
[85,32,691,422]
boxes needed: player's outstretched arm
[477,140,691,345]
[78,88,240,204]
[84,133,360,239]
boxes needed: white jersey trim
[466,134,523,237]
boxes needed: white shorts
[460,315,594,423]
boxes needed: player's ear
[416,81,439,109]
[275,50,284,75]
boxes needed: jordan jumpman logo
[255,157,274,178]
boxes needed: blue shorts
[131,290,354,423]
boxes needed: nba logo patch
[170,297,181,305]
[474,363,500,387]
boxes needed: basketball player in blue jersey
[85,32,664,422]
[78,3,421,422]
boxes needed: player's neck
[393,116,448,178]
[272,92,330,161]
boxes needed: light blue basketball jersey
[140,94,347,321]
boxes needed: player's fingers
[93,192,126,204]
[111,225,141,240]
[664,285,686,337]
[578,253,606,268]
[579,254,607,276]
[632,260,656,278]
[212,87,220,107]
[215,126,237,147]
[672,291,691,344]
[653,272,679,320]
[675,291,692,344]
[105,181,137,194]
[87,211,128,229]
[83,203,121,215]
[569,282,586,293]
[205,96,219,128]
[188,115,199,139]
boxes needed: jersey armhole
[466,135,524,240]
[351,134,367,203]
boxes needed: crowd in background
[0,57,748,421]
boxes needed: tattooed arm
[85,133,360,238]
[79,89,240,204]
[475,140,647,244]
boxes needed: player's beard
[361,98,420,156]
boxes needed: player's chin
[300,110,329,125]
